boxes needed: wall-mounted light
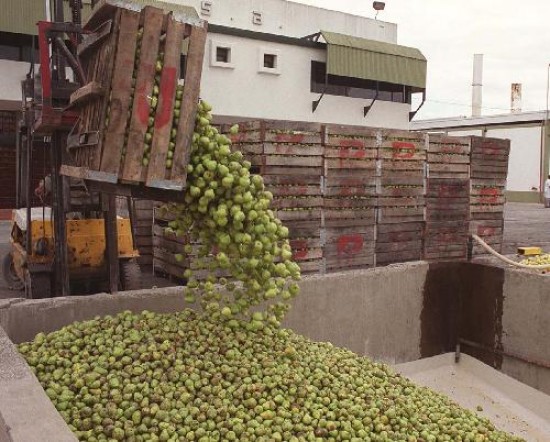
[373,1,385,19]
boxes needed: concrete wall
[501,269,550,394]
[179,0,397,42]
[203,32,411,129]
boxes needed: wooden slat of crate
[264,131,322,145]
[270,185,321,197]
[378,148,426,161]
[378,207,424,224]
[286,220,321,239]
[325,158,377,170]
[229,131,263,144]
[145,18,186,186]
[471,211,504,221]
[99,9,139,175]
[471,195,506,205]
[121,6,164,182]
[170,23,208,186]
[289,237,322,250]
[379,176,424,186]
[264,156,323,167]
[323,198,376,209]
[324,225,375,242]
[378,222,424,234]
[471,164,508,174]
[324,185,377,198]
[325,254,374,269]
[470,204,506,213]
[471,137,511,155]
[324,145,377,159]
[426,179,469,198]
[471,153,509,163]
[275,208,322,221]
[297,259,323,274]
[377,196,425,207]
[262,174,321,186]
[428,135,471,155]
[376,249,421,265]
[263,143,323,156]
[324,216,376,228]
[470,186,505,198]
[271,197,324,209]
[429,163,469,174]
[324,208,376,222]
[377,230,422,244]
[292,247,323,262]
[375,239,422,254]
[378,186,424,197]
[471,178,506,188]
[424,249,467,261]
[234,143,263,155]
[262,166,323,176]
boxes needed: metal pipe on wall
[472,54,483,117]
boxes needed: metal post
[103,193,119,294]
[51,131,70,297]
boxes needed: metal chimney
[472,54,483,117]
[511,83,522,113]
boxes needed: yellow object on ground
[520,254,550,266]
[517,247,543,256]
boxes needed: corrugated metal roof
[321,30,427,90]
[0,0,92,35]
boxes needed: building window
[0,32,39,63]
[210,41,234,69]
[264,53,276,69]
[258,48,281,75]
[216,47,230,63]
[310,61,413,103]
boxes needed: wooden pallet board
[66,2,207,192]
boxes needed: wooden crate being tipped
[63,0,207,192]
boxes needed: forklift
[1,0,142,298]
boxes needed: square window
[258,48,281,75]
[216,47,231,63]
[263,53,277,69]
[210,41,234,69]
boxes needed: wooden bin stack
[132,199,155,266]
[469,137,510,255]
[376,130,426,265]
[425,135,471,261]
[63,0,207,191]
[323,125,377,272]
[228,121,324,274]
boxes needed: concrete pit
[0,261,549,441]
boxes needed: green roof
[321,30,427,90]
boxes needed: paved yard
[503,202,550,254]
[0,202,548,299]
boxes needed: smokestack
[472,54,483,117]
[511,83,522,113]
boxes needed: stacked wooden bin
[323,126,377,272]
[424,135,471,261]
[469,137,510,255]
[150,120,511,279]
[229,121,324,274]
[376,130,426,265]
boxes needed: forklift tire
[2,253,24,291]
[120,259,142,291]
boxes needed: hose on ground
[471,234,550,270]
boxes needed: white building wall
[176,0,397,42]
[485,126,543,193]
[0,60,29,109]
[202,33,410,129]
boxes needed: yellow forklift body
[14,218,137,269]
